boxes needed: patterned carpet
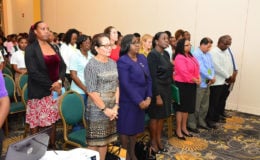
[2,110,260,160]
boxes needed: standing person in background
[116,31,123,46]
[147,32,173,154]
[10,36,28,96]
[60,28,80,84]
[184,31,194,53]
[104,26,120,61]
[0,71,10,158]
[133,33,141,42]
[170,36,177,61]
[173,38,200,140]
[207,35,235,128]
[174,29,185,42]
[84,33,119,160]
[219,35,237,119]
[117,34,152,160]
[25,21,66,149]
[70,35,93,105]
[139,34,153,57]
[187,37,215,133]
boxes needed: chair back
[59,91,85,126]
[171,84,180,105]
[3,74,16,101]
[18,74,28,92]
[21,83,28,106]
[3,67,13,78]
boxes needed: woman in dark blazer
[117,34,152,160]
[25,21,66,148]
[147,32,173,153]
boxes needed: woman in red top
[173,38,200,140]
[104,26,121,61]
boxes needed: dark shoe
[187,127,200,133]
[222,112,232,118]
[175,131,186,140]
[177,135,186,140]
[207,121,217,129]
[149,146,158,159]
[218,119,226,123]
[182,131,193,137]
[158,147,168,153]
[198,125,210,130]
[219,115,226,121]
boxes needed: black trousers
[207,85,224,122]
[219,84,231,116]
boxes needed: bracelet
[101,106,107,112]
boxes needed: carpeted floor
[2,110,260,160]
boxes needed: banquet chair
[3,74,26,136]
[59,90,87,149]
[165,84,181,138]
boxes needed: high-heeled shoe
[175,131,186,140]
[182,131,193,137]
[158,146,168,153]
[148,146,157,160]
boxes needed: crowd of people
[0,21,238,160]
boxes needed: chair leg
[166,115,173,138]
[63,143,67,150]
[5,118,9,136]
[23,124,30,138]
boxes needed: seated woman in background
[117,34,152,160]
[10,36,28,95]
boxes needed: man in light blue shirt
[188,37,215,133]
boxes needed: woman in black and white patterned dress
[84,33,119,160]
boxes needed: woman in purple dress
[0,71,10,157]
[117,34,152,160]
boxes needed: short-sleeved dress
[84,58,118,146]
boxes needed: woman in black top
[25,21,66,148]
[147,32,173,153]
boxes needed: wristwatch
[101,106,107,112]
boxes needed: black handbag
[135,135,150,160]
[105,143,121,160]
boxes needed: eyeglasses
[131,41,140,45]
[100,44,113,49]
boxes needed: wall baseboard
[226,102,260,116]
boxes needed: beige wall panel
[11,0,33,34]
[40,0,260,115]
[236,0,260,114]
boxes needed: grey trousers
[188,87,210,129]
